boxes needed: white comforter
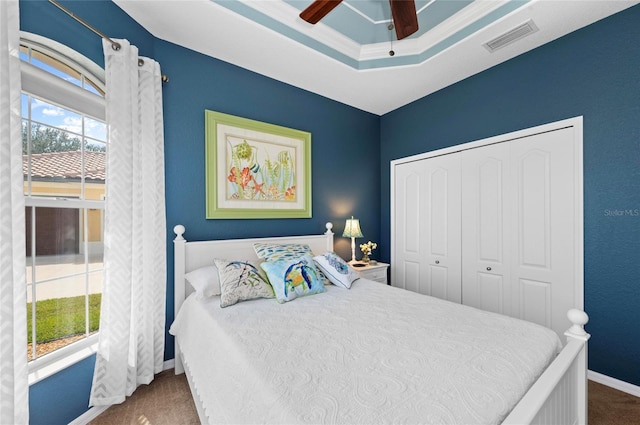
[170,280,562,425]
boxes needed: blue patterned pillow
[260,254,325,303]
[313,252,360,289]
[253,243,312,261]
[253,243,331,285]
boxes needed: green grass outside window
[27,294,101,343]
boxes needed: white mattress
[170,279,562,425]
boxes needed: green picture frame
[205,110,312,219]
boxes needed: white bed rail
[502,309,590,425]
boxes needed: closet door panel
[518,150,551,268]
[465,274,507,314]
[478,157,504,263]
[430,265,449,300]
[403,172,421,254]
[392,156,461,302]
[393,167,421,291]
[510,127,576,337]
[429,168,449,256]
[461,144,511,315]
[520,278,551,328]
[403,261,421,293]
[425,157,461,302]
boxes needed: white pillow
[313,252,360,289]
[184,265,220,299]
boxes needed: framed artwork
[205,110,312,219]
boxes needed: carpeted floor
[588,380,640,425]
[89,369,198,425]
[90,370,640,424]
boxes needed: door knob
[435,260,440,264]
[486,266,492,271]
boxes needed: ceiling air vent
[484,20,539,52]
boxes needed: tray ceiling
[114,0,639,114]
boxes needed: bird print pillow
[214,259,274,308]
[260,254,325,303]
[253,243,331,285]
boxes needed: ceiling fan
[299,0,419,40]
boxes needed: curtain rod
[48,0,169,83]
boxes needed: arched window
[21,33,106,381]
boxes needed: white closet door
[510,127,576,337]
[460,143,512,316]
[392,155,461,302]
[461,127,576,337]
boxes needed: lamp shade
[342,216,363,238]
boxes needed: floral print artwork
[226,135,296,202]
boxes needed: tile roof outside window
[25,150,105,182]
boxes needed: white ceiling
[114,0,638,115]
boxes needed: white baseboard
[68,405,109,425]
[69,360,177,424]
[589,370,640,397]
[163,358,175,371]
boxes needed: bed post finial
[324,222,334,252]
[566,309,589,337]
[174,224,186,241]
[325,222,333,235]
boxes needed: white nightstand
[351,262,389,284]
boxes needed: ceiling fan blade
[390,0,419,40]
[300,0,344,24]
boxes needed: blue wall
[379,4,640,386]
[20,1,379,423]
[29,356,96,425]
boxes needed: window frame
[21,32,107,384]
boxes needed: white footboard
[503,309,590,425]
[176,341,208,424]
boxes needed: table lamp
[342,216,363,263]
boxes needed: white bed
[170,223,590,425]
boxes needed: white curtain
[90,39,166,406]
[0,1,29,423]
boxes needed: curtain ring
[138,58,145,67]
